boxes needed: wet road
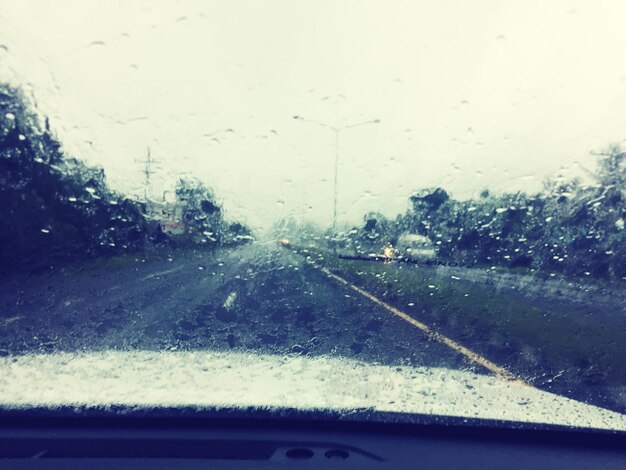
[0,243,479,374]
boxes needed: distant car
[395,233,436,260]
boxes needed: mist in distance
[2,0,626,231]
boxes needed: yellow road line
[301,257,528,385]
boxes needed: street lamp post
[293,115,380,233]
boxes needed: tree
[594,145,626,189]
[175,177,224,244]
[0,83,160,272]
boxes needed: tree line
[352,150,626,280]
[0,84,251,274]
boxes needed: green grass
[296,245,626,393]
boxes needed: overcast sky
[2,0,626,231]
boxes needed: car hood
[0,350,624,431]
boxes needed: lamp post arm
[339,119,381,131]
[292,115,336,131]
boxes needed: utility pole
[293,116,380,233]
[134,147,160,201]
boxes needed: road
[1,242,625,415]
[0,243,479,374]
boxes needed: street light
[292,115,380,233]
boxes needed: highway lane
[300,247,626,414]
[2,241,626,414]
[0,243,482,375]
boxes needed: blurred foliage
[350,149,626,280]
[0,84,157,272]
[0,84,250,273]
[174,177,253,246]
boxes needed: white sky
[2,0,626,231]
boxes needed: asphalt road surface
[3,242,626,415]
[0,243,480,375]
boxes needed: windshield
[0,0,625,431]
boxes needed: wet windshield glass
[0,1,625,430]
